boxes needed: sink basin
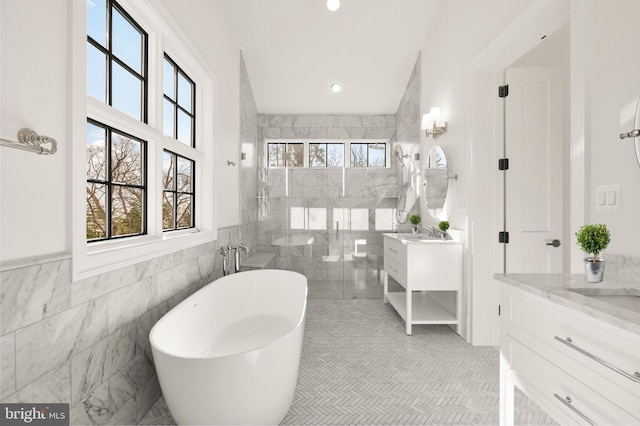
[389,233,450,242]
[569,288,640,312]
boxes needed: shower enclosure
[257,140,406,299]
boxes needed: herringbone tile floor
[139,299,556,425]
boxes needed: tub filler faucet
[220,242,250,275]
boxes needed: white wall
[418,0,534,344]
[586,0,640,257]
[160,0,241,229]
[0,0,242,265]
[0,0,71,262]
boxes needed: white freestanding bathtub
[150,269,308,425]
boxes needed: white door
[505,67,563,273]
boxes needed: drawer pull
[389,247,398,254]
[553,394,596,426]
[554,336,640,383]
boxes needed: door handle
[546,239,561,247]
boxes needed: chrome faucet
[233,243,250,274]
[424,226,440,238]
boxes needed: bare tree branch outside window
[86,121,146,241]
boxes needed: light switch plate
[596,185,620,211]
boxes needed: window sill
[74,228,216,281]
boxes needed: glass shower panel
[285,168,344,298]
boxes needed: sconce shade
[422,107,448,138]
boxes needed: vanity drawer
[384,256,407,287]
[384,237,407,264]
[503,286,640,414]
[506,335,640,425]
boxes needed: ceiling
[222,0,441,114]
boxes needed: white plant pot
[584,258,606,283]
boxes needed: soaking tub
[150,269,308,425]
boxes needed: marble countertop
[494,273,640,336]
[382,232,462,245]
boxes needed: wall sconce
[421,107,448,138]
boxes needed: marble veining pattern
[1,223,248,424]
[71,264,137,307]
[16,295,108,387]
[494,273,640,336]
[108,277,156,334]
[3,361,71,404]
[606,253,640,281]
[0,333,16,399]
[1,258,71,335]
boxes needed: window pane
[112,8,142,74]
[368,144,385,167]
[350,144,367,167]
[111,186,143,236]
[288,143,303,167]
[162,191,174,230]
[327,143,344,167]
[86,122,106,181]
[112,62,142,120]
[111,133,143,186]
[163,98,175,137]
[162,151,175,190]
[176,194,192,228]
[87,0,107,47]
[177,109,192,146]
[86,182,107,240]
[177,157,193,193]
[87,43,106,103]
[268,143,284,167]
[163,58,175,99]
[177,72,193,113]
[309,143,326,167]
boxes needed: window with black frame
[86,120,147,241]
[86,0,148,122]
[350,143,386,167]
[163,54,196,147]
[162,150,195,231]
[309,143,344,167]
[267,142,303,167]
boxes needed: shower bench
[240,252,276,271]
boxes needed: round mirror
[423,146,448,215]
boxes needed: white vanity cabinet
[498,277,640,426]
[382,233,462,335]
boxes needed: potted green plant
[575,224,611,282]
[409,214,421,234]
[438,220,450,239]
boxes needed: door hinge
[499,84,509,98]
[498,158,509,170]
[499,231,510,244]
[498,304,501,316]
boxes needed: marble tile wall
[396,54,421,144]
[606,253,640,281]
[239,51,259,230]
[256,114,408,298]
[0,224,251,424]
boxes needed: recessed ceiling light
[330,83,342,93]
[327,0,340,12]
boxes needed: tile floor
[139,299,556,425]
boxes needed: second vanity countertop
[382,232,463,245]
[495,273,640,337]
